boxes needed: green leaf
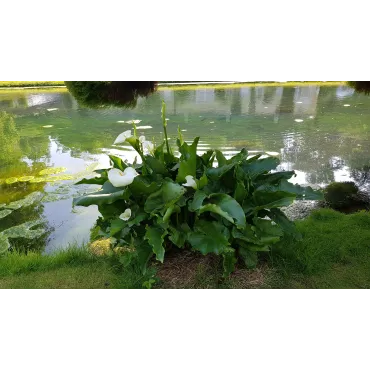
[75,175,107,185]
[163,204,180,223]
[266,208,302,240]
[144,225,166,262]
[198,172,208,189]
[128,212,148,227]
[215,150,228,166]
[228,148,248,164]
[200,150,215,167]
[135,241,154,274]
[253,190,296,210]
[255,171,296,187]
[168,224,188,248]
[238,246,258,269]
[206,163,235,181]
[109,155,128,171]
[110,218,125,236]
[0,234,10,254]
[253,218,283,237]
[145,155,168,175]
[176,137,200,183]
[73,181,130,207]
[198,204,235,224]
[129,176,161,196]
[188,190,208,212]
[222,247,237,277]
[144,181,185,213]
[257,179,324,200]
[241,157,280,178]
[232,225,261,245]
[234,181,247,204]
[208,193,246,229]
[126,136,142,154]
[187,220,230,255]
[5,177,18,185]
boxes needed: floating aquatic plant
[18,176,35,182]
[4,192,44,210]
[0,234,10,254]
[5,177,18,185]
[38,167,67,176]
[2,219,46,239]
[0,209,13,220]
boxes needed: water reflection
[2,84,370,251]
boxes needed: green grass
[0,247,149,289]
[0,81,65,88]
[269,209,370,288]
[2,209,370,288]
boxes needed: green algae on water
[38,167,67,176]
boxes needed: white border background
[1,1,369,369]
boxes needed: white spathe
[108,167,139,187]
[183,175,197,189]
[114,130,132,144]
[119,208,132,221]
[139,135,146,143]
[142,140,154,154]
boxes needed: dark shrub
[64,81,157,108]
[324,181,360,209]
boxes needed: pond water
[1,84,370,253]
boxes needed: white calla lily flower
[142,140,154,154]
[119,208,132,221]
[139,135,146,143]
[183,175,197,189]
[108,167,139,187]
[114,130,132,144]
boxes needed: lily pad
[5,177,18,185]
[39,167,67,176]
[18,176,35,182]
[5,191,44,210]
[2,220,46,239]
[29,177,47,183]
[0,234,10,254]
[0,209,13,219]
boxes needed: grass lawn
[1,209,370,289]
[0,81,65,88]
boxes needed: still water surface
[1,84,370,252]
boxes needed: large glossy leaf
[145,155,168,175]
[215,150,228,166]
[163,204,180,223]
[266,208,302,240]
[255,171,295,187]
[256,179,323,200]
[127,212,148,227]
[73,181,130,207]
[144,225,166,262]
[228,148,248,165]
[238,245,258,269]
[168,224,189,248]
[110,218,125,236]
[145,181,186,213]
[198,204,235,224]
[222,247,237,277]
[241,157,280,178]
[253,218,283,237]
[109,155,128,171]
[129,176,161,196]
[232,225,261,245]
[135,241,154,274]
[200,150,215,167]
[187,220,230,255]
[253,190,296,210]
[208,193,246,229]
[206,163,235,181]
[176,137,200,183]
[188,190,208,212]
[234,181,247,204]
[75,175,107,185]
